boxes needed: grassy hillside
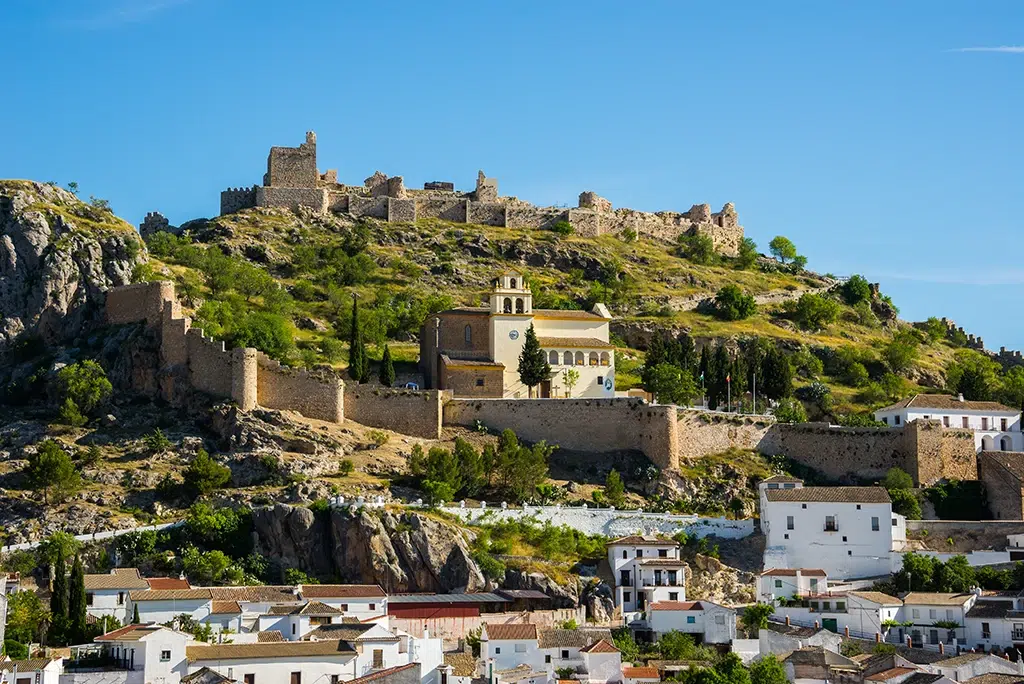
[129,206,998,420]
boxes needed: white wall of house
[87,589,132,623]
[482,639,542,673]
[352,639,404,677]
[188,654,357,684]
[580,651,622,684]
[607,542,681,613]
[107,629,190,684]
[762,498,901,579]
[965,614,1022,652]
[873,407,1022,451]
[311,597,385,619]
[758,571,827,602]
[902,599,974,646]
[129,598,211,627]
[648,604,735,644]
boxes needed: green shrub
[338,459,354,476]
[841,275,872,305]
[550,220,574,236]
[678,233,717,265]
[229,312,294,360]
[25,440,81,503]
[889,489,922,519]
[789,293,840,330]
[182,450,231,496]
[712,285,757,321]
[143,429,173,453]
[55,360,112,419]
[773,398,807,423]
[290,279,318,302]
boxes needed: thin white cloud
[951,46,1024,54]
[62,0,193,30]
[874,269,1024,287]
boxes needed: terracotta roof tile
[580,638,619,654]
[187,639,355,662]
[84,568,150,590]
[444,653,477,677]
[256,631,285,642]
[866,667,918,681]
[537,337,614,349]
[484,623,538,640]
[146,577,191,590]
[902,593,974,606]
[649,601,703,611]
[210,601,242,614]
[347,663,418,684]
[300,584,386,599]
[623,667,660,679]
[0,659,59,672]
[538,628,613,648]
[878,394,1017,413]
[761,569,827,577]
[847,591,903,606]
[96,625,163,641]
[606,535,677,547]
[765,486,891,504]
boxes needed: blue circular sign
[509,330,520,340]
[605,377,613,390]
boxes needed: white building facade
[606,536,682,616]
[760,483,906,579]
[874,394,1022,452]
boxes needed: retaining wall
[676,411,773,461]
[345,387,444,439]
[439,503,754,539]
[443,398,679,470]
[389,607,585,642]
[257,353,343,423]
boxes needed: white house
[622,667,660,684]
[87,624,193,684]
[646,601,736,644]
[769,590,903,641]
[758,569,828,602]
[0,658,62,684]
[127,586,301,634]
[480,624,542,673]
[874,394,1022,452]
[256,602,346,641]
[186,640,359,684]
[303,623,406,677]
[961,590,1024,653]
[902,593,977,648]
[537,628,613,673]
[85,568,151,623]
[606,536,681,616]
[578,639,622,684]
[297,586,387,620]
[760,482,906,579]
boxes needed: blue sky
[2,1,1021,349]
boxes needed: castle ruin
[219,131,744,255]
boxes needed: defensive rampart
[442,398,679,470]
[103,282,342,423]
[344,387,445,439]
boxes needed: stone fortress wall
[104,282,343,423]
[344,386,445,439]
[216,131,745,256]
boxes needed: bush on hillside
[712,285,757,321]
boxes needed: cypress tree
[678,334,697,374]
[709,343,730,410]
[517,324,551,397]
[133,603,140,624]
[379,344,396,387]
[641,335,665,387]
[760,345,794,400]
[48,549,68,645]
[68,555,87,645]
[698,345,712,406]
[348,294,366,383]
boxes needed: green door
[822,618,838,633]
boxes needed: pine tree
[68,555,87,645]
[348,294,366,383]
[48,549,68,645]
[517,324,550,398]
[379,344,396,387]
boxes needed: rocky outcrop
[684,553,756,605]
[580,579,615,623]
[504,567,579,608]
[251,503,486,593]
[0,181,145,350]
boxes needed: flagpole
[753,372,757,415]
[727,375,731,413]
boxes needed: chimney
[814,621,819,630]
[907,636,912,648]
[844,626,850,638]
[958,394,965,402]
[786,616,791,626]
[939,642,944,655]
[875,633,881,644]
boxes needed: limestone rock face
[0,181,145,350]
[504,568,580,608]
[251,503,486,593]
[580,580,615,622]
[684,553,757,605]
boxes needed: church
[419,271,615,398]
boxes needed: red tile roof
[146,577,191,590]
[484,623,538,640]
[761,569,827,577]
[299,584,386,599]
[648,601,703,611]
[580,639,620,654]
[347,663,418,684]
[624,667,660,679]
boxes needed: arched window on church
[509,278,517,289]
[564,351,574,366]
[464,325,472,345]
[503,298,512,314]
[600,352,610,366]
[515,298,524,314]
[575,352,585,366]
[589,352,599,366]
[548,350,559,365]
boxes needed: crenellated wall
[104,282,342,423]
[344,386,445,439]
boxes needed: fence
[0,521,182,555]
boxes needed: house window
[872,516,880,531]
[509,278,517,289]
[87,593,94,606]
[801,504,807,509]
[669,592,679,601]
[824,515,838,532]
[943,416,950,427]
[892,518,898,526]
[784,534,789,540]
[822,602,830,611]
[495,647,501,654]
[982,417,989,430]
[636,550,643,557]
[774,580,782,589]
[842,536,847,542]
[810,578,818,592]
[929,609,937,619]
[589,352,599,366]
[290,673,301,684]
[291,624,296,635]
[600,352,610,366]
[668,570,677,585]
[856,504,861,510]
[561,650,569,659]
[895,415,901,425]
[545,656,551,664]
[515,644,527,653]
[623,592,631,603]
[1003,418,1009,431]
[963,417,969,428]
[912,609,919,619]
[882,417,888,425]
[597,376,604,386]
[715,615,725,625]
[659,549,668,557]
[332,677,340,684]
[621,570,631,585]
[476,378,484,387]
[836,602,846,611]
[244,675,255,684]
[339,604,348,612]
[548,350,559,365]
[686,616,696,624]
[160,650,171,662]
[515,298,524,314]
[373,649,384,668]
[464,325,472,344]
[983,622,991,639]
[575,352,584,365]
[369,603,376,611]
[564,351,573,365]
[503,298,512,313]
[847,550,852,556]
[810,602,818,611]
[622,550,627,559]
[787,516,794,530]
[118,592,125,605]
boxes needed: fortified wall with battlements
[216,131,744,255]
